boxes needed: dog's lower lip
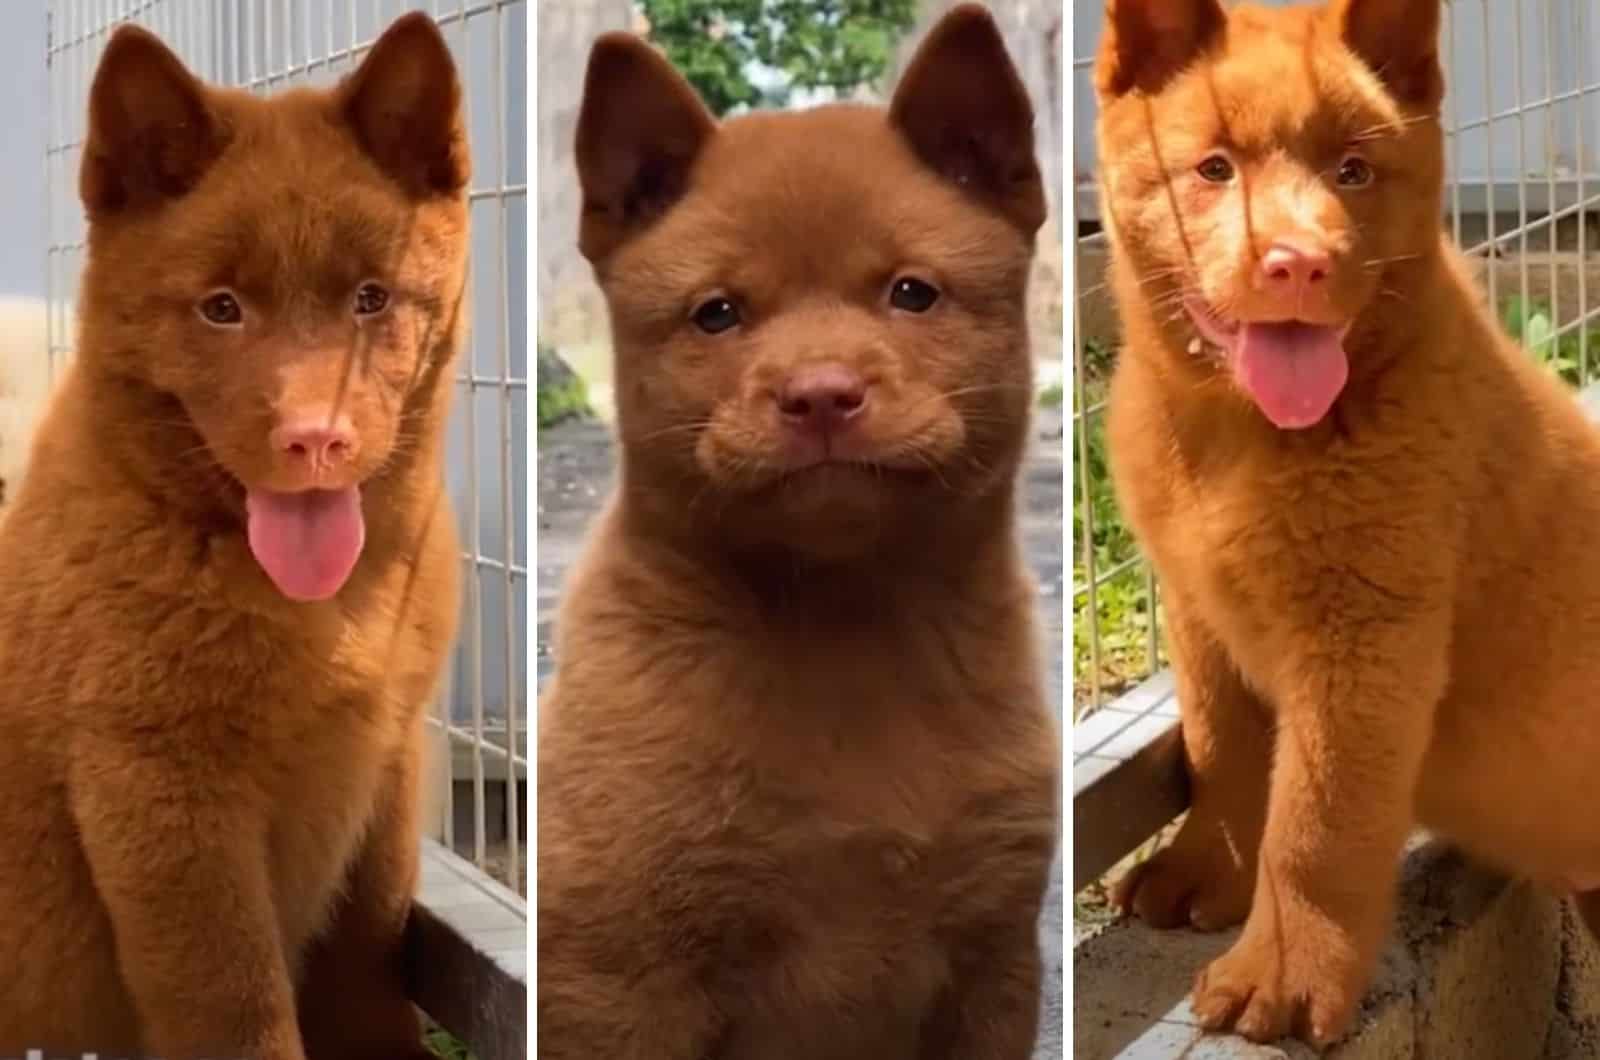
[245,477,367,498]
[1183,297,1239,333]
[784,460,888,476]
[1182,297,1241,355]
[775,459,926,482]
[1182,298,1354,349]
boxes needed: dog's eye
[354,283,390,316]
[1196,154,1234,183]
[197,291,243,327]
[890,277,940,313]
[692,297,741,334]
[1336,155,1374,188]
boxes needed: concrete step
[1074,839,1600,1059]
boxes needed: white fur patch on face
[1272,171,1334,243]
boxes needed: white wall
[0,6,46,298]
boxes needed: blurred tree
[638,0,918,116]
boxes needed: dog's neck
[611,448,1025,622]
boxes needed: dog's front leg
[298,733,430,1060]
[69,750,304,1060]
[1114,594,1271,930]
[1189,612,1447,1049]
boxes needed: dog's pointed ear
[1331,0,1444,110]
[1096,0,1226,99]
[889,4,1044,235]
[339,12,469,196]
[80,25,225,219]
[574,34,716,264]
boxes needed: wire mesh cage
[1070,0,1600,718]
[44,0,530,897]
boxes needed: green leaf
[1526,310,1554,358]
[640,0,918,117]
[1502,293,1529,339]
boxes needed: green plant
[537,343,593,428]
[1037,381,1063,408]
[1078,335,1117,381]
[639,0,918,116]
[537,374,592,429]
[1072,562,1160,718]
[423,1024,474,1060]
[1500,293,1600,389]
[1070,343,1135,567]
[1071,338,1158,713]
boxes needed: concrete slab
[1075,840,1584,1060]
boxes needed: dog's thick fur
[1097,0,1600,1047]
[537,7,1060,1057]
[0,15,468,1058]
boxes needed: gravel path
[536,407,1065,1059]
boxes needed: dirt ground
[535,405,1066,1059]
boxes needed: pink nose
[777,365,869,434]
[272,415,357,470]
[1256,242,1332,297]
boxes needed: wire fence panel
[44,0,529,896]
[1071,0,1600,717]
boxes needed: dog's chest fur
[545,545,1055,1054]
[0,457,455,971]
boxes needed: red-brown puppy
[538,7,1061,1058]
[1100,0,1600,1047]
[0,14,468,1059]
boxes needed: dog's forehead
[146,158,457,315]
[694,106,936,226]
[1241,13,1395,112]
[1132,8,1402,156]
[615,103,1024,298]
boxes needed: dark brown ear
[1331,0,1443,110]
[574,33,716,264]
[339,12,469,196]
[1095,0,1226,99]
[79,24,225,219]
[888,4,1044,235]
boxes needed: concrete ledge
[409,838,527,1060]
[1073,671,1183,891]
[1074,840,1587,1059]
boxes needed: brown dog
[0,13,468,1059]
[537,6,1060,1058]
[1097,0,1600,1048]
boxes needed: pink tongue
[245,488,365,602]
[1234,322,1350,430]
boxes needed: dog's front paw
[1190,905,1365,1049]
[1112,813,1254,930]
